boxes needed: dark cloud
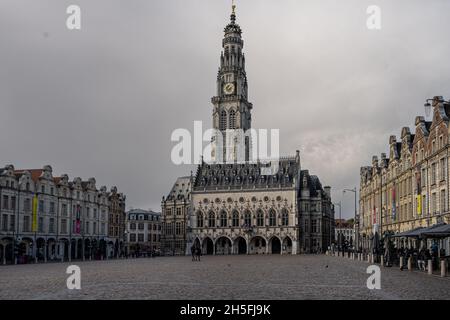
[1,0,450,217]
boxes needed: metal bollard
[441,260,447,277]
[400,256,403,269]
[428,260,433,275]
[407,257,412,271]
[381,256,384,267]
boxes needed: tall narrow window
[197,212,203,228]
[244,210,252,227]
[282,209,289,226]
[49,218,55,233]
[269,209,276,226]
[232,210,239,227]
[219,110,227,130]
[256,210,264,227]
[220,211,227,227]
[229,110,236,129]
[208,211,216,227]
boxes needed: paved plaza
[0,255,449,300]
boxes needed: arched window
[244,210,251,227]
[232,210,239,227]
[197,212,203,228]
[219,110,227,130]
[208,211,216,227]
[281,209,289,226]
[220,211,227,227]
[269,209,276,226]
[229,110,236,129]
[257,210,264,227]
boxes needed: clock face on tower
[223,82,235,95]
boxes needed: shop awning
[391,227,425,238]
[421,224,450,238]
[391,223,447,238]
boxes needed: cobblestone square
[0,255,449,300]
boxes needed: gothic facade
[161,8,333,255]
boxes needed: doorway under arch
[250,236,266,254]
[202,237,214,255]
[234,237,247,254]
[270,237,281,254]
[215,237,232,255]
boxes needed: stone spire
[210,3,253,163]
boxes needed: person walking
[195,246,201,262]
[191,245,196,261]
[418,248,425,271]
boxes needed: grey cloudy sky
[1,0,450,218]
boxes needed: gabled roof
[14,169,44,182]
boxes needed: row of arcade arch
[0,237,121,264]
[193,236,293,255]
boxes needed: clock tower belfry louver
[211,3,253,163]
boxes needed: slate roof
[166,176,191,201]
[193,157,300,192]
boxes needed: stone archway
[77,239,83,259]
[70,239,76,260]
[18,238,33,264]
[99,239,107,258]
[250,236,266,254]
[84,239,91,260]
[2,238,14,264]
[234,237,247,254]
[202,237,214,255]
[46,238,57,261]
[269,236,281,254]
[36,238,46,262]
[59,238,69,261]
[283,236,293,254]
[215,237,232,255]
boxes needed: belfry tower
[211,3,253,163]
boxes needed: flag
[75,205,81,233]
[32,195,38,232]
[373,206,377,225]
[417,195,422,216]
[392,185,396,221]
[416,171,422,216]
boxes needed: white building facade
[0,165,126,264]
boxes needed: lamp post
[343,188,358,251]
[333,202,342,252]
[124,229,129,258]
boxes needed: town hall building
[161,5,334,256]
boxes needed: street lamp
[333,202,342,251]
[343,188,358,251]
[124,229,129,258]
